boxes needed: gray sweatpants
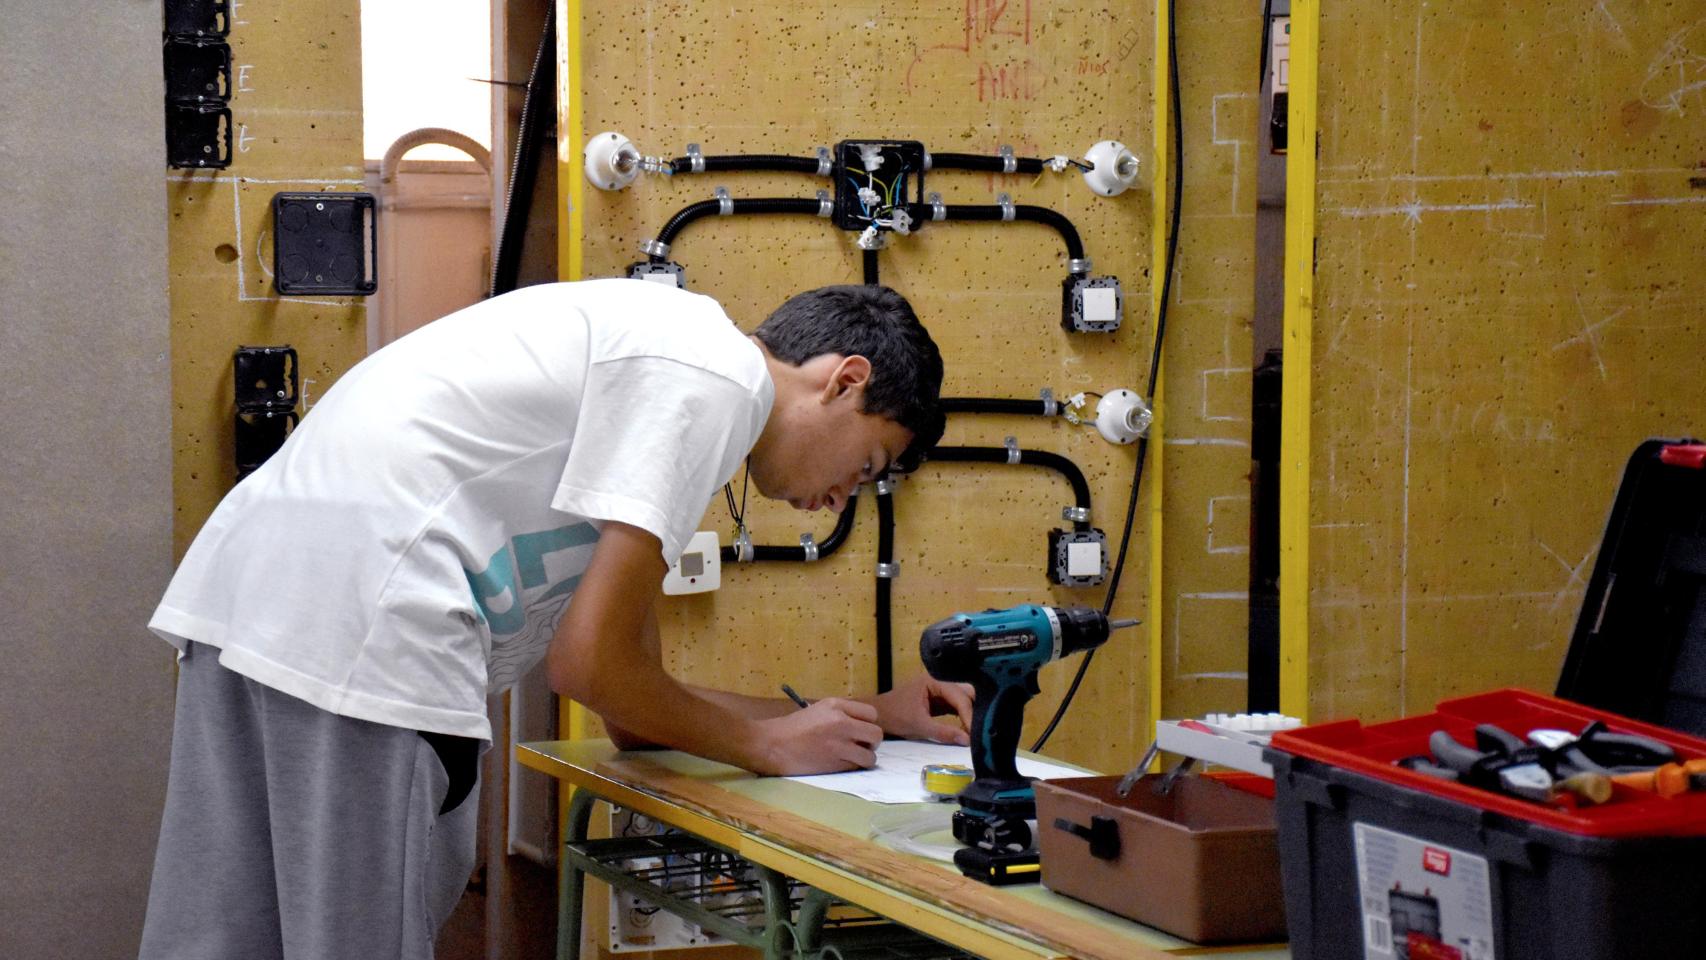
[139,641,480,960]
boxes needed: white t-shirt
[150,279,773,740]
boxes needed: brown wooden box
[1034,774,1287,944]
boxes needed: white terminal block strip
[1155,712,1304,778]
[662,530,721,595]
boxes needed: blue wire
[845,175,870,216]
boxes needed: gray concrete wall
[0,1,177,955]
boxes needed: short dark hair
[755,285,944,472]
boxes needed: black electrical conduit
[928,152,1048,174]
[903,202,1086,267]
[668,154,825,175]
[875,484,896,694]
[713,397,1062,563]
[649,198,825,259]
[660,150,1085,178]
[924,447,1093,532]
[868,249,897,694]
[942,396,1064,417]
[642,198,1088,275]
[718,492,859,563]
[1031,0,1183,754]
[490,5,555,297]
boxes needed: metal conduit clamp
[1063,506,1091,524]
[1040,387,1059,417]
[815,146,832,177]
[686,142,705,173]
[1005,436,1022,464]
[815,189,832,218]
[997,193,1016,222]
[927,191,946,222]
[714,186,733,216]
[999,144,1016,174]
[640,238,670,259]
[875,476,898,496]
[733,525,754,563]
[1068,257,1094,275]
[875,561,900,579]
[799,532,819,562]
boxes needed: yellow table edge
[519,742,1285,960]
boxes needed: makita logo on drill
[1422,847,1452,876]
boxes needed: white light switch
[1083,287,1119,324]
[1067,541,1103,578]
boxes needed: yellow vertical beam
[1146,0,1173,751]
[557,0,585,287]
[1278,2,1319,722]
[557,0,588,742]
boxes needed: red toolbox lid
[1268,689,1706,838]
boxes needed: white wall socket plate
[662,530,721,595]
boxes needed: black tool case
[1556,438,1706,735]
[1263,438,1706,960]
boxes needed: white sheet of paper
[783,740,1090,804]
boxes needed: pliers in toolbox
[1530,720,1677,776]
[1405,724,1615,805]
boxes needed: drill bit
[1109,618,1140,631]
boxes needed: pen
[780,684,810,710]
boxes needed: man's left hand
[862,677,975,745]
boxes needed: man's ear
[824,355,872,402]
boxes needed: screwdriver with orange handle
[1611,758,1706,798]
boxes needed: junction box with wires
[832,139,926,232]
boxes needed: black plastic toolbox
[1266,691,1706,960]
[1264,439,1706,960]
[1557,439,1706,736]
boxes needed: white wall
[0,1,176,954]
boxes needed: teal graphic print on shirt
[464,522,599,635]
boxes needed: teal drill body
[919,603,1132,883]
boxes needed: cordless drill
[919,603,1137,884]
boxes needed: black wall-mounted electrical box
[233,346,299,479]
[164,0,230,37]
[832,139,927,231]
[272,193,378,296]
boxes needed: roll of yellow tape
[921,763,974,801]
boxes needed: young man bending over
[140,280,966,960]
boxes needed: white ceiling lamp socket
[1094,389,1153,444]
[584,131,641,191]
[1081,140,1143,197]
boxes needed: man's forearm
[686,685,797,721]
[602,682,794,751]
[547,524,776,772]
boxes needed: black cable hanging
[490,6,555,297]
[1031,0,1184,753]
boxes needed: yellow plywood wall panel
[571,0,1170,771]
[1156,0,1264,723]
[167,3,368,555]
[1304,2,1706,721]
